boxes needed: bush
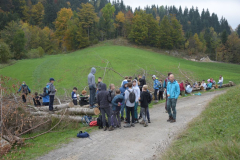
[0,42,11,63]
[26,47,45,59]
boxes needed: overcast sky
[118,0,240,29]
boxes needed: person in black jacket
[97,83,113,131]
[138,75,146,92]
[139,85,151,127]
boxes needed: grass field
[0,41,240,95]
[162,85,240,160]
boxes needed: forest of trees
[0,0,240,63]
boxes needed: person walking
[18,81,31,103]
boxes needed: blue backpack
[77,131,89,138]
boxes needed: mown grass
[0,42,239,95]
[162,85,240,160]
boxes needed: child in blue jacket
[111,89,124,128]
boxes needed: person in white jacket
[132,79,140,123]
[218,75,223,87]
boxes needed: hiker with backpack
[124,82,136,128]
[33,92,41,106]
[97,83,113,131]
[152,75,160,103]
[18,81,31,103]
[132,79,140,123]
[111,89,124,129]
[120,81,128,121]
[47,78,57,112]
[167,74,180,123]
[88,67,97,109]
[139,85,152,127]
[163,72,172,112]
[39,83,50,106]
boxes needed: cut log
[66,107,96,115]
[28,103,72,111]
[0,138,11,156]
[39,115,84,122]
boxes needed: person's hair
[129,76,132,80]
[127,79,131,82]
[35,92,38,96]
[125,76,128,79]
[22,81,26,84]
[98,77,102,80]
[168,72,172,76]
[116,89,120,94]
[73,87,77,90]
[159,79,162,82]
[82,90,87,94]
[127,82,132,88]
[109,84,114,89]
[143,85,148,90]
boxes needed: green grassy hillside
[0,43,240,94]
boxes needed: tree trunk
[29,103,73,111]
[0,138,11,156]
[66,108,96,115]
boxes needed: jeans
[126,106,134,124]
[49,95,54,111]
[111,111,121,127]
[165,92,168,110]
[141,107,148,124]
[167,98,177,120]
[89,86,96,107]
[120,98,125,118]
[100,107,111,127]
[139,108,150,121]
[158,91,164,100]
[134,102,138,120]
[154,89,158,100]
[218,82,223,87]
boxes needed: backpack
[128,89,136,103]
[77,131,89,138]
[97,115,109,129]
[22,85,29,94]
[43,84,51,96]
[89,121,98,127]
[82,115,92,126]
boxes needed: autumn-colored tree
[78,3,98,39]
[115,11,125,36]
[185,33,204,54]
[31,2,44,25]
[159,15,173,49]
[170,15,184,49]
[13,30,26,59]
[54,8,73,49]
[146,14,159,46]
[123,10,133,37]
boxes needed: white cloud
[115,0,240,29]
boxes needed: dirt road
[38,90,226,160]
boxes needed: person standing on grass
[152,75,160,103]
[132,79,140,123]
[47,78,57,112]
[120,81,128,121]
[139,85,152,127]
[158,79,164,100]
[124,82,136,128]
[72,87,78,105]
[88,67,97,109]
[97,83,113,131]
[218,75,223,88]
[167,74,180,123]
[18,81,31,103]
[163,72,172,112]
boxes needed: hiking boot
[167,116,173,122]
[170,119,176,123]
[138,116,142,120]
[117,125,122,129]
[134,119,139,124]
[121,117,124,121]
[124,123,131,128]
[144,122,148,127]
[148,120,151,123]
[131,123,135,127]
[103,126,107,131]
[140,120,145,124]
[108,126,114,131]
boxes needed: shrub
[0,42,12,63]
[26,47,45,59]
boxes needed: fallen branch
[25,108,67,140]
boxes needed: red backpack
[89,121,98,127]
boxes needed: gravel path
[38,90,226,160]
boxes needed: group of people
[17,67,223,131]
